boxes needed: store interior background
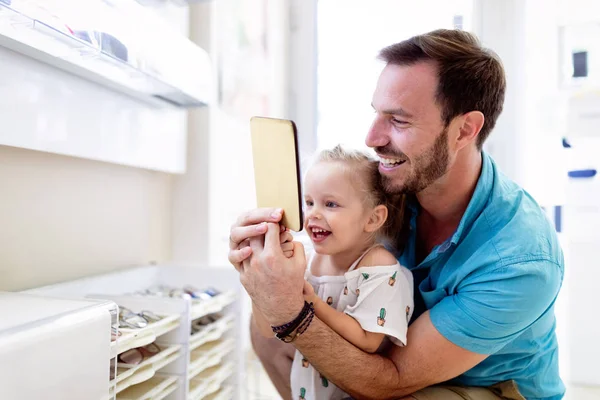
[1,0,599,398]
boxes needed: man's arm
[252,303,275,338]
[237,223,485,398]
[294,258,563,399]
[233,222,562,399]
[293,311,487,400]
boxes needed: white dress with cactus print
[290,247,414,400]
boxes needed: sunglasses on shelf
[118,306,164,330]
[117,343,161,365]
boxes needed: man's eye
[392,118,408,125]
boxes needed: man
[229,29,565,400]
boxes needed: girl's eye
[305,200,313,207]
[326,201,338,208]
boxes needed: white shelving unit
[112,313,182,359]
[116,375,180,400]
[24,265,242,400]
[0,0,212,108]
[189,362,236,400]
[0,292,116,400]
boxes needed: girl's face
[303,161,375,255]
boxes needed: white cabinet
[0,292,116,400]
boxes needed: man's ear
[456,111,485,149]
[365,205,388,233]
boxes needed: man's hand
[241,223,307,326]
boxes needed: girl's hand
[228,208,284,271]
[303,280,316,303]
[281,230,294,258]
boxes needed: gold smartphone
[250,116,304,232]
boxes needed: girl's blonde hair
[313,145,407,251]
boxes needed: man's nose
[366,115,390,148]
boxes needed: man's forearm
[293,317,418,399]
[252,302,274,338]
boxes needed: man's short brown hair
[378,29,506,149]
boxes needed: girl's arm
[304,283,385,353]
[303,247,401,353]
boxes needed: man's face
[366,62,451,194]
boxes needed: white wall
[0,145,172,291]
[317,0,473,153]
[169,0,308,355]
[0,3,190,291]
[171,0,300,268]
[474,0,567,207]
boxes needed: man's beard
[379,128,450,194]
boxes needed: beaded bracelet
[296,308,314,336]
[274,302,315,343]
[276,308,315,343]
[271,301,312,335]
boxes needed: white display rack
[190,315,235,352]
[192,292,237,321]
[0,0,211,107]
[117,375,180,400]
[115,344,182,393]
[189,338,235,380]
[0,292,116,400]
[189,362,236,400]
[204,385,234,400]
[112,313,181,358]
[24,265,242,400]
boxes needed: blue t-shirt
[399,152,565,400]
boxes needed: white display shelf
[156,380,180,400]
[204,385,233,400]
[0,0,211,108]
[189,314,235,352]
[23,265,243,400]
[189,362,235,400]
[113,314,181,358]
[115,343,182,394]
[116,375,179,400]
[116,365,155,395]
[191,291,237,321]
[188,338,235,380]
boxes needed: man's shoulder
[466,171,563,270]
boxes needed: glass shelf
[0,0,211,107]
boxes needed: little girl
[256,145,414,400]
